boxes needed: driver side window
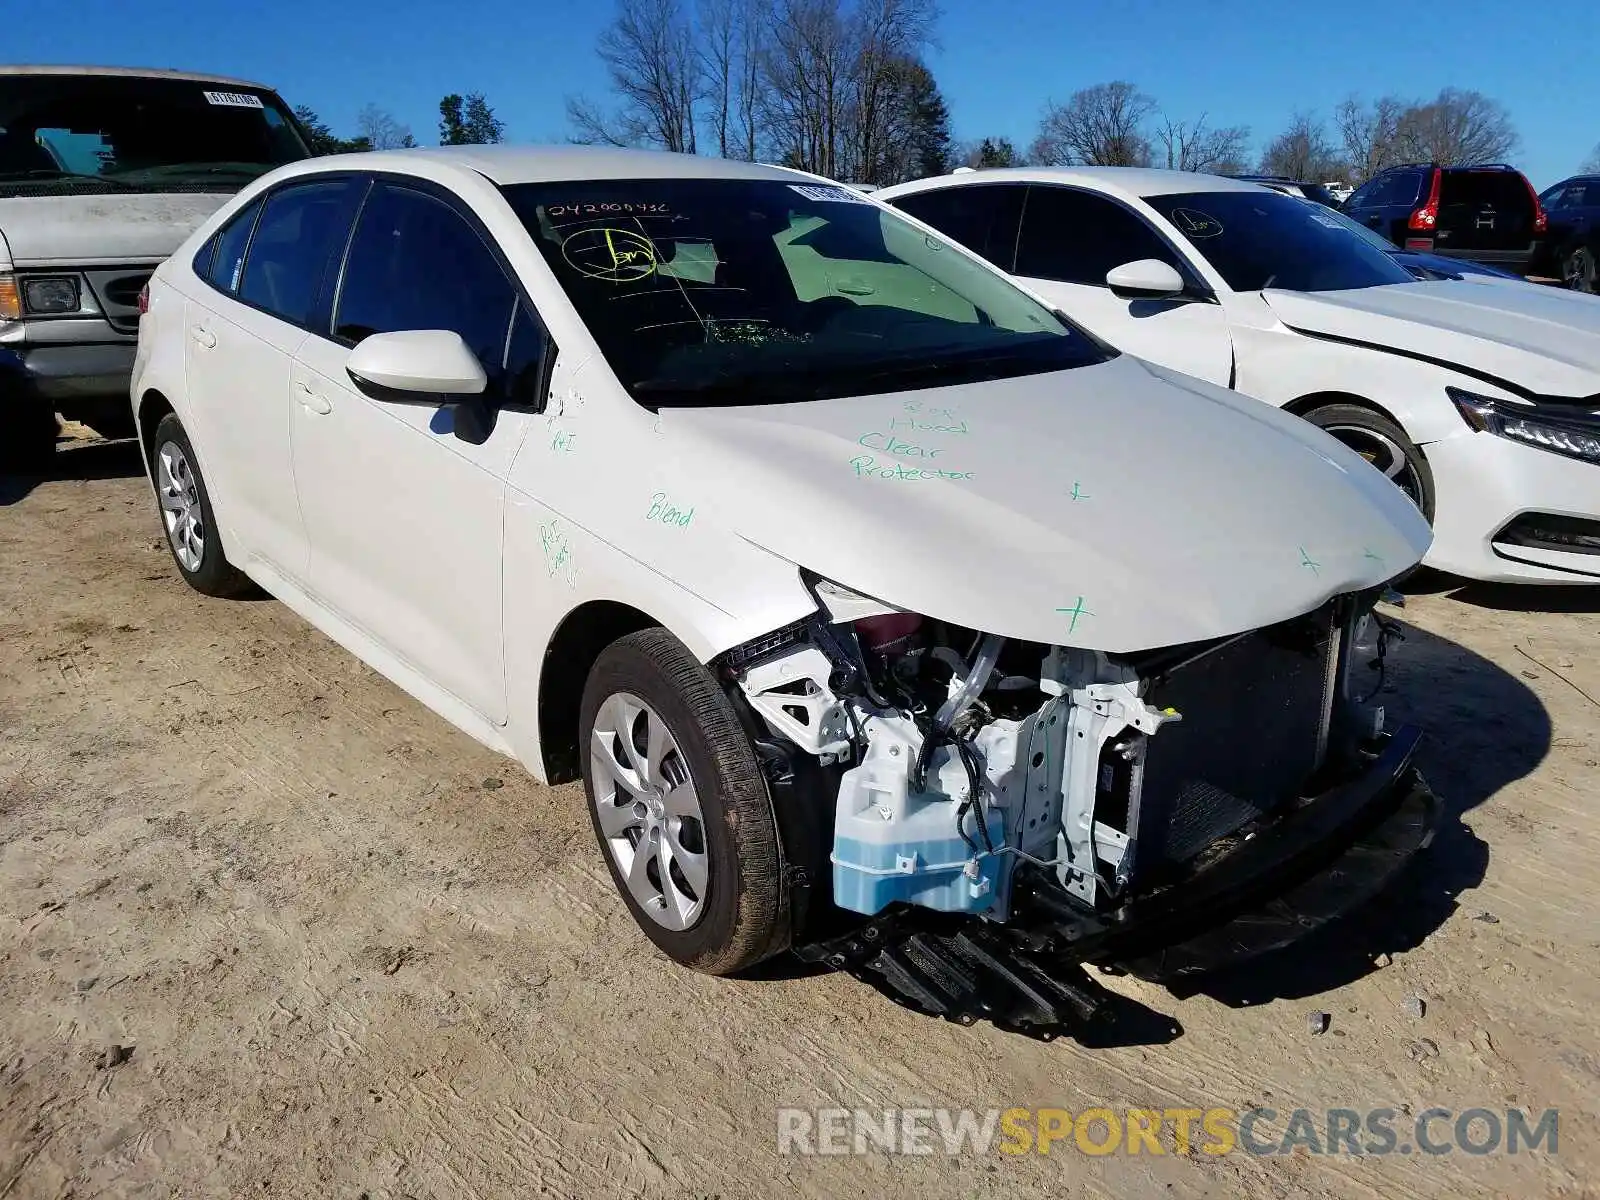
[335,184,517,390]
[1015,186,1187,287]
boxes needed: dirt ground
[2,443,1597,1200]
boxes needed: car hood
[658,355,1430,652]
[0,192,230,266]
[1263,281,1600,397]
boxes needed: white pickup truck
[0,65,311,468]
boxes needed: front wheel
[1564,246,1597,294]
[1304,403,1436,523]
[580,628,789,975]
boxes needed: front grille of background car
[1122,602,1342,874]
[82,269,153,334]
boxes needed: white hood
[1264,281,1600,398]
[0,193,230,266]
[661,356,1431,652]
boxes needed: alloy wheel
[1565,249,1597,294]
[1323,424,1425,511]
[157,441,204,572]
[589,691,710,931]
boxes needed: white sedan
[131,146,1434,1026]
[879,168,1600,584]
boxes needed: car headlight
[23,276,80,315]
[1448,387,1600,466]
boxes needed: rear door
[1010,184,1234,386]
[182,180,358,581]
[1346,169,1425,246]
[1434,168,1534,255]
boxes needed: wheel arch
[136,388,176,482]
[1283,390,1405,426]
[537,599,661,783]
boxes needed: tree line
[291,8,1593,188]
[292,93,507,154]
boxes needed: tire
[1564,246,1597,294]
[1304,402,1436,523]
[0,400,58,474]
[580,627,788,975]
[150,413,253,598]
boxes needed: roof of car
[0,64,276,89]
[285,144,815,186]
[877,165,1271,203]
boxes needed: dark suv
[1533,174,1599,291]
[1342,163,1546,273]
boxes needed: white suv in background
[878,168,1600,584]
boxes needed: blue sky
[8,0,1596,187]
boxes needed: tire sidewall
[578,638,772,972]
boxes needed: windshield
[0,74,309,196]
[1142,190,1416,293]
[501,178,1107,406]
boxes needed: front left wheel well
[538,600,659,783]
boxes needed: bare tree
[1396,88,1518,165]
[698,0,767,158]
[1258,111,1345,181]
[1585,143,1600,173]
[1030,82,1155,167]
[1335,94,1406,181]
[1155,113,1250,174]
[356,105,415,150]
[757,0,937,181]
[567,0,701,152]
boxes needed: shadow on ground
[0,438,144,506]
[1167,614,1549,1006]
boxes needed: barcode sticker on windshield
[203,91,265,109]
[788,184,871,205]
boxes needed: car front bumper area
[797,726,1438,1035]
[1031,723,1439,981]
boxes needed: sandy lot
[2,444,1597,1199]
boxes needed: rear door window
[236,179,363,327]
[1015,186,1188,286]
[889,184,1027,271]
[205,197,264,293]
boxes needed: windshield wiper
[0,169,139,191]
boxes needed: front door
[1011,185,1234,387]
[290,181,536,724]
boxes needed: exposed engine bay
[720,575,1437,1036]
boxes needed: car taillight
[137,284,149,315]
[1407,168,1442,232]
[1522,175,1548,233]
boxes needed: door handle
[189,326,216,348]
[295,382,333,415]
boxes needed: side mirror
[346,329,487,399]
[1105,259,1186,300]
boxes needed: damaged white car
[133,147,1439,1033]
